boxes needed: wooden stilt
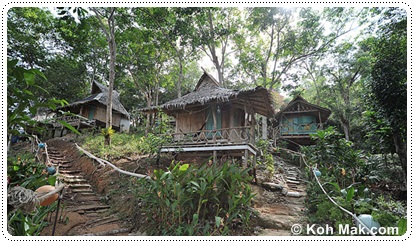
[243,150,248,168]
[213,150,217,164]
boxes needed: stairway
[254,158,308,236]
[40,143,131,236]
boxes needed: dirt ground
[11,135,306,236]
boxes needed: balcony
[160,126,258,161]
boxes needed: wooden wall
[76,102,124,129]
[174,104,247,142]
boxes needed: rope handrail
[8,183,66,213]
[279,148,376,236]
[75,143,150,180]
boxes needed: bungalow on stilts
[141,70,275,173]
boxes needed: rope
[75,143,150,180]
[7,186,39,213]
[278,148,376,236]
[7,184,66,214]
[32,135,51,165]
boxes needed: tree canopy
[7,6,407,151]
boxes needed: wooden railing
[274,123,324,137]
[169,126,254,145]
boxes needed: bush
[7,154,58,235]
[302,127,406,235]
[134,162,255,236]
[82,132,171,160]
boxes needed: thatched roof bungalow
[62,81,130,132]
[274,95,331,149]
[142,70,275,167]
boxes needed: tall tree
[236,7,366,91]
[91,7,117,145]
[185,7,240,87]
[299,41,370,141]
[368,8,407,180]
[7,8,92,103]
[135,7,199,98]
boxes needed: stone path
[254,157,308,236]
[40,140,131,236]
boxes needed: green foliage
[255,139,275,180]
[7,153,56,190]
[8,203,58,236]
[7,153,59,236]
[303,127,406,235]
[367,8,407,177]
[7,59,65,138]
[302,127,364,187]
[369,8,406,133]
[135,162,255,235]
[82,133,171,159]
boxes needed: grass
[82,133,143,160]
[81,132,171,160]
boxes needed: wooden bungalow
[273,95,331,149]
[142,70,275,167]
[61,81,130,133]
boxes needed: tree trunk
[207,9,225,86]
[177,57,183,98]
[393,132,407,186]
[342,122,350,141]
[144,93,152,136]
[105,35,116,146]
[92,7,116,146]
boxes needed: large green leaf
[397,218,407,236]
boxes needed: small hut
[62,81,130,132]
[274,95,331,149]
[142,70,275,167]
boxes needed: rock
[286,179,300,184]
[262,182,284,191]
[256,213,298,230]
[286,191,302,198]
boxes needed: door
[88,107,96,120]
[206,106,222,139]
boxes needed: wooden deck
[160,126,257,167]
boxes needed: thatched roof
[65,81,130,118]
[142,71,275,117]
[276,95,331,122]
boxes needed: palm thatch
[142,71,275,117]
[65,81,130,118]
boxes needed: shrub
[134,162,255,236]
[7,154,58,236]
[82,132,171,160]
[302,127,406,235]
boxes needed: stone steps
[42,144,130,236]
[256,158,307,236]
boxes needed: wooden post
[318,111,322,129]
[262,116,267,140]
[213,150,217,165]
[212,105,217,142]
[250,114,255,144]
[253,154,257,182]
[243,150,248,168]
